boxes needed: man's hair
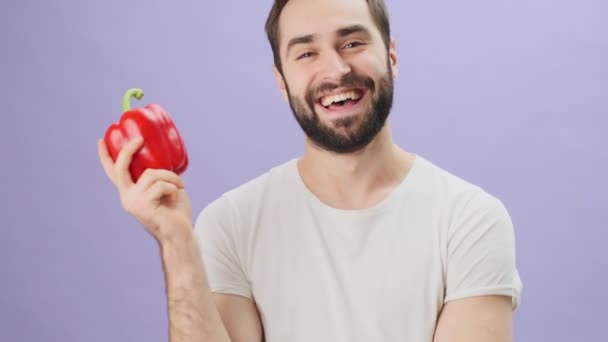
[265,0,391,73]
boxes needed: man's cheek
[305,90,317,109]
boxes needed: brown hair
[265,0,391,73]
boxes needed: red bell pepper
[104,88,189,182]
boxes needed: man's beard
[285,63,394,154]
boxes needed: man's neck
[297,123,416,210]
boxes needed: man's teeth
[321,91,361,107]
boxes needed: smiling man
[98,0,522,341]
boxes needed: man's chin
[327,118,362,135]
[306,123,375,154]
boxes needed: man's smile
[315,88,367,115]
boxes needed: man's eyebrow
[286,34,317,56]
[337,25,371,38]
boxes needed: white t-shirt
[193,155,523,342]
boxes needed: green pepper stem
[122,88,144,112]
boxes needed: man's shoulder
[414,155,507,214]
[414,155,483,195]
[223,158,297,199]
[197,158,298,218]
[197,159,297,227]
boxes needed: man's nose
[319,50,351,82]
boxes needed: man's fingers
[97,139,116,184]
[115,137,144,189]
[137,168,185,192]
[146,181,179,202]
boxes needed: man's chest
[243,213,446,341]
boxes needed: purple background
[1,0,606,340]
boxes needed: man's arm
[436,187,522,342]
[433,295,513,342]
[159,226,263,342]
[213,293,265,342]
[97,138,263,342]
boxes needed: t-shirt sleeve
[193,195,253,300]
[444,189,523,310]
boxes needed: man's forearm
[158,227,231,342]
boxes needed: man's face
[273,0,398,154]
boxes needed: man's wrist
[157,218,195,248]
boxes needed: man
[98,0,522,341]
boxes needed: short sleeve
[444,190,523,310]
[193,195,253,300]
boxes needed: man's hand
[97,136,192,243]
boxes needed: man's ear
[272,64,289,102]
[388,38,399,79]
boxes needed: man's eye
[297,52,314,60]
[344,42,364,49]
